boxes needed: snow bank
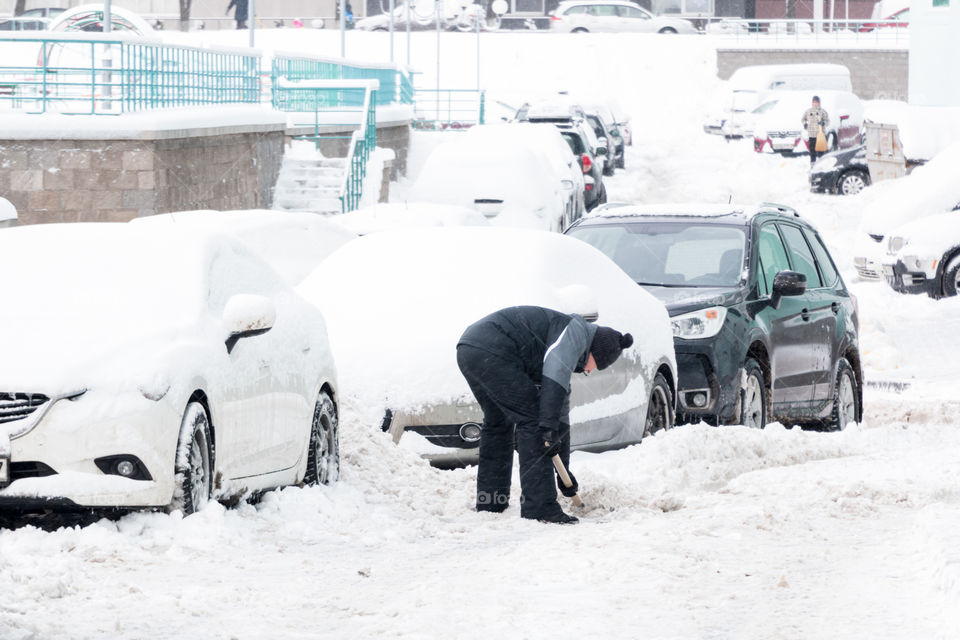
[335,201,489,234]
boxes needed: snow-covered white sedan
[0,223,339,514]
[549,0,698,34]
[297,224,677,467]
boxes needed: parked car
[356,0,490,31]
[566,203,862,430]
[335,202,490,235]
[0,223,339,514]
[297,225,677,468]
[549,0,698,33]
[556,121,608,211]
[858,7,909,32]
[409,130,574,231]
[464,123,586,227]
[853,141,960,281]
[753,90,865,155]
[704,63,852,137]
[0,16,50,30]
[515,98,609,175]
[883,204,960,298]
[810,144,871,195]
[582,107,624,173]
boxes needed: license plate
[0,456,8,484]
[883,265,895,277]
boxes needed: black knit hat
[591,327,634,371]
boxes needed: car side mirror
[561,179,575,189]
[223,294,276,353]
[596,145,607,156]
[770,270,806,309]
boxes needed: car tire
[941,256,960,297]
[572,27,588,33]
[838,170,868,196]
[303,391,340,486]
[738,358,767,429]
[615,154,625,170]
[598,183,608,205]
[643,373,674,438]
[168,401,212,515]
[658,27,677,33]
[827,358,859,431]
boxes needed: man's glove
[556,470,579,497]
[818,120,824,126]
[540,428,562,458]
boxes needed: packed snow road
[4,30,960,640]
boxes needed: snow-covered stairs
[272,155,346,215]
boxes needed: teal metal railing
[413,89,486,130]
[0,33,260,114]
[340,85,378,212]
[271,52,413,107]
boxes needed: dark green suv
[566,203,863,430]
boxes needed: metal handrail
[339,84,377,213]
[413,88,486,130]
[706,18,909,45]
[271,52,413,107]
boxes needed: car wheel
[827,358,859,431]
[643,373,674,438]
[942,256,960,297]
[658,27,677,33]
[616,154,625,169]
[571,27,588,33]
[304,391,340,486]
[598,183,608,205]
[838,170,868,195]
[739,358,766,429]
[169,401,212,515]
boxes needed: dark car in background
[810,145,871,196]
[566,203,863,431]
[583,110,622,175]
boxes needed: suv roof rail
[758,202,800,218]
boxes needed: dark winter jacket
[457,306,598,434]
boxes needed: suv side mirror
[595,145,608,156]
[770,270,806,309]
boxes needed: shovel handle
[551,455,583,508]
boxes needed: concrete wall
[0,125,285,225]
[716,48,909,100]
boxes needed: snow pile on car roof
[864,101,960,161]
[335,202,489,235]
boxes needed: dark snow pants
[456,344,569,520]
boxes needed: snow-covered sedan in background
[753,90,864,155]
[549,0,698,34]
[0,223,339,515]
[883,204,960,298]
[409,127,578,231]
[297,224,677,468]
[854,142,960,281]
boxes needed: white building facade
[909,0,960,106]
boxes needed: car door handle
[801,308,810,321]
[831,302,840,314]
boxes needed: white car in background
[297,226,677,468]
[753,90,864,154]
[409,128,576,231]
[854,142,960,282]
[549,0,698,34]
[0,223,339,515]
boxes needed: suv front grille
[0,393,50,425]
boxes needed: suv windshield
[569,221,747,287]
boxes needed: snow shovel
[815,125,828,153]
[551,455,584,508]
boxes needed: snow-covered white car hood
[886,210,960,260]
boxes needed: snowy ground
[3,31,960,640]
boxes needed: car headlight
[812,156,836,172]
[671,307,728,339]
[887,236,906,254]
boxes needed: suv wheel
[739,358,766,429]
[828,358,859,431]
[942,256,960,297]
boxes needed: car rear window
[561,132,585,155]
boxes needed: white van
[704,63,853,137]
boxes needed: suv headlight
[888,236,906,254]
[671,307,728,339]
